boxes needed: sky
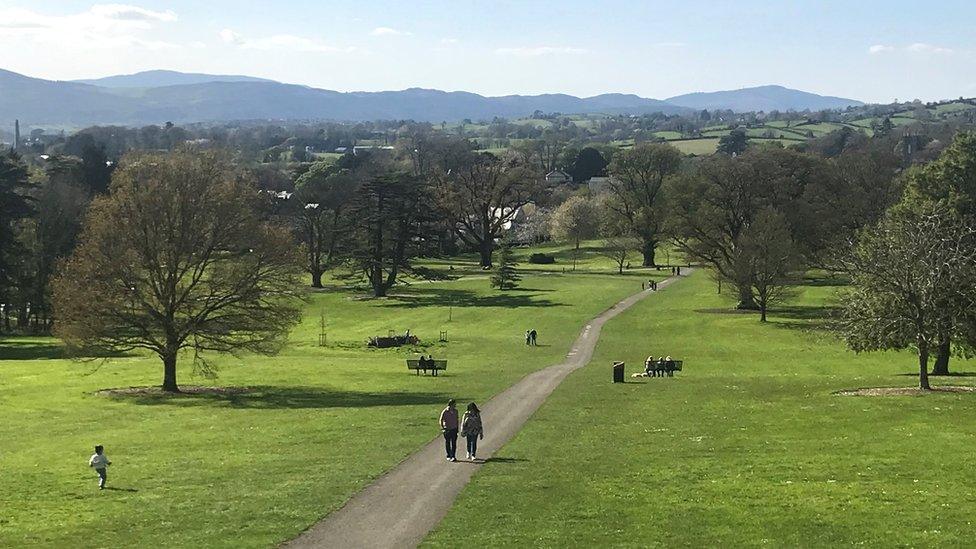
[0,0,973,103]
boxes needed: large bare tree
[436,151,543,267]
[606,142,681,267]
[53,149,305,392]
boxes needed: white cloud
[440,38,459,45]
[0,4,179,49]
[240,34,354,54]
[495,46,588,57]
[869,43,953,55]
[370,26,411,37]
[89,4,177,23]
[906,42,953,54]
[219,28,243,45]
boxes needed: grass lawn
[426,271,976,547]
[932,102,976,116]
[0,244,672,548]
[671,138,720,155]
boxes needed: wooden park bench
[406,359,448,376]
[632,360,684,378]
[655,360,683,377]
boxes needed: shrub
[528,253,556,264]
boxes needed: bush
[528,253,556,264]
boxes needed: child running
[89,444,111,490]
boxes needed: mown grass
[0,243,669,548]
[426,271,976,547]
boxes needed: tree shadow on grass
[769,305,842,333]
[797,274,850,287]
[0,340,65,360]
[381,287,566,309]
[0,339,131,361]
[484,456,529,464]
[117,386,458,410]
[896,372,976,378]
[775,305,841,321]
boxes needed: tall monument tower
[14,120,20,152]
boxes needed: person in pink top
[439,399,459,462]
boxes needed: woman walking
[460,403,485,461]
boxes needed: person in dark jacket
[460,403,485,460]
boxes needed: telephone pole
[13,119,20,152]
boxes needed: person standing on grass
[89,444,111,490]
[530,329,538,346]
[525,330,531,345]
[460,402,485,460]
[439,399,459,462]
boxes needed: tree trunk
[760,303,767,322]
[640,239,656,267]
[735,285,759,310]
[162,351,180,393]
[932,335,950,375]
[479,241,494,268]
[311,269,324,289]
[918,341,931,390]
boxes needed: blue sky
[0,0,972,102]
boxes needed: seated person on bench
[644,356,655,376]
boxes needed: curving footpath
[283,269,692,549]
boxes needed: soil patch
[96,386,251,397]
[835,386,976,396]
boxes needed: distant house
[545,170,571,184]
[587,176,614,194]
[353,145,395,155]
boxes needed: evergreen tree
[490,239,521,290]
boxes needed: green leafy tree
[717,130,748,156]
[550,196,600,270]
[0,151,33,331]
[348,170,432,297]
[292,162,357,288]
[840,206,976,390]
[490,239,521,290]
[899,131,976,373]
[568,147,609,182]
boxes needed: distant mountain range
[0,69,864,128]
[72,70,274,88]
[666,85,863,113]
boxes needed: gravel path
[283,270,692,549]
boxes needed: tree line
[2,123,972,392]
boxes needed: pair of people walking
[439,399,485,462]
[524,329,538,346]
